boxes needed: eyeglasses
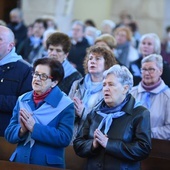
[141,68,156,74]
[32,72,53,81]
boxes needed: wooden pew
[0,160,64,170]
[1,137,170,170]
[0,137,16,160]
[141,139,170,170]
[0,136,85,170]
[65,145,86,170]
[65,139,170,170]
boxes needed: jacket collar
[21,86,63,108]
[121,94,136,115]
[138,79,166,94]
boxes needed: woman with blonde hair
[114,26,139,68]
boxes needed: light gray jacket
[69,77,103,143]
[130,80,170,140]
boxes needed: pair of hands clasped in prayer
[73,97,108,148]
[19,109,35,137]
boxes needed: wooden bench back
[141,139,170,170]
[0,137,16,160]
[1,137,170,170]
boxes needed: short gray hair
[142,54,163,69]
[103,64,133,91]
[10,8,23,19]
[72,20,85,32]
[139,33,161,54]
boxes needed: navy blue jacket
[0,60,32,136]
[67,37,90,76]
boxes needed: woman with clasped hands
[5,58,75,168]
[69,45,117,144]
[73,65,151,170]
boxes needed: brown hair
[46,32,71,54]
[114,26,132,41]
[33,57,64,83]
[83,45,117,74]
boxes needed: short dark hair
[85,19,96,27]
[33,57,64,83]
[33,18,47,29]
[46,32,71,53]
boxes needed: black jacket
[67,37,90,76]
[58,71,82,95]
[73,94,151,170]
[0,60,32,136]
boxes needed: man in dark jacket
[7,8,27,50]
[67,20,90,76]
[0,26,32,136]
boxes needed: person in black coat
[129,33,170,87]
[7,8,27,50]
[17,18,47,64]
[67,20,90,76]
[73,64,151,170]
[0,26,32,136]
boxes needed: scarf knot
[96,94,131,134]
[97,110,125,135]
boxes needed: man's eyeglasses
[32,72,53,81]
[141,68,156,74]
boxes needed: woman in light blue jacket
[5,57,75,168]
[131,54,170,140]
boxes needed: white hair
[139,33,161,54]
[103,64,133,91]
[101,20,116,29]
[142,54,163,69]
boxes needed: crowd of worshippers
[0,7,170,170]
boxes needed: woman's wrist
[19,128,27,137]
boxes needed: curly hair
[83,45,117,74]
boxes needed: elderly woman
[73,64,151,170]
[131,54,170,140]
[69,45,117,143]
[129,33,170,86]
[5,58,75,168]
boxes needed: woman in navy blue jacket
[5,57,75,168]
